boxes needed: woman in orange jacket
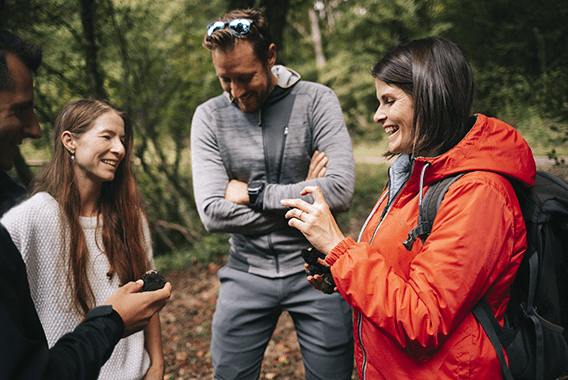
[281,36,536,379]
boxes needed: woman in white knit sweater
[1,99,164,380]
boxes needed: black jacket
[0,224,124,379]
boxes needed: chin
[239,104,260,113]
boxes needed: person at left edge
[191,8,355,380]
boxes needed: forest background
[3,1,568,378]
[1,0,567,265]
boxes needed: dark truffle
[141,269,166,292]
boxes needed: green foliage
[439,0,568,125]
[154,233,230,274]
[282,0,446,142]
[3,0,568,260]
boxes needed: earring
[68,150,75,160]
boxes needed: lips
[101,159,118,167]
[239,93,254,103]
[384,125,399,135]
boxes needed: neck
[76,181,102,217]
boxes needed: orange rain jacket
[326,114,536,379]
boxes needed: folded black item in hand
[300,246,336,294]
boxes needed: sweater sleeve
[191,103,289,235]
[329,174,525,351]
[262,85,355,214]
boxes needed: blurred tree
[227,0,291,58]
[1,0,227,254]
[3,0,566,255]
[283,0,442,142]
[0,0,6,28]
[80,0,106,99]
[439,0,568,125]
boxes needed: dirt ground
[160,260,359,380]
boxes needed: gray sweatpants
[210,266,354,380]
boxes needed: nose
[374,105,386,124]
[230,82,246,99]
[111,137,126,159]
[23,111,42,139]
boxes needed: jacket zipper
[355,171,410,380]
[358,312,368,379]
[272,127,289,273]
[276,126,288,182]
[259,112,289,273]
[259,111,278,272]
[356,160,431,379]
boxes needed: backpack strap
[526,250,545,380]
[403,172,467,251]
[472,301,515,380]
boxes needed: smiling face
[374,79,415,155]
[63,111,126,193]
[211,40,277,113]
[0,54,42,171]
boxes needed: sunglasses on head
[207,18,253,37]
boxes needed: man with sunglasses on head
[191,8,355,380]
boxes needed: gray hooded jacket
[191,66,355,277]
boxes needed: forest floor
[159,258,361,380]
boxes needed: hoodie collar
[224,65,301,104]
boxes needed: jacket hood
[264,65,301,106]
[412,114,536,189]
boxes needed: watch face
[249,181,264,193]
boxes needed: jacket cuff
[85,305,125,337]
[325,237,356,265]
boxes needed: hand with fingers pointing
[281,186,346,257]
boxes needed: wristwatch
[247,181,265,205]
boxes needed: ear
[267,43,277,67]
[61,131,76,153]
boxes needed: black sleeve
[44,306,124,379]
[0,224,124,380]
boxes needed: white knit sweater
[1,192,154,380]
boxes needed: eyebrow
[99,129,126,138]
[9,100,34,110]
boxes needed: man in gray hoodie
[191,8,355,380]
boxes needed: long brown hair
[372,37,475,157]
[31,98,149,316]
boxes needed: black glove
[300,246,336,294]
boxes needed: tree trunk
[308,8,325,68]
[227,0,289,64]
[0,0,6,29]
[80,0,106,99]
